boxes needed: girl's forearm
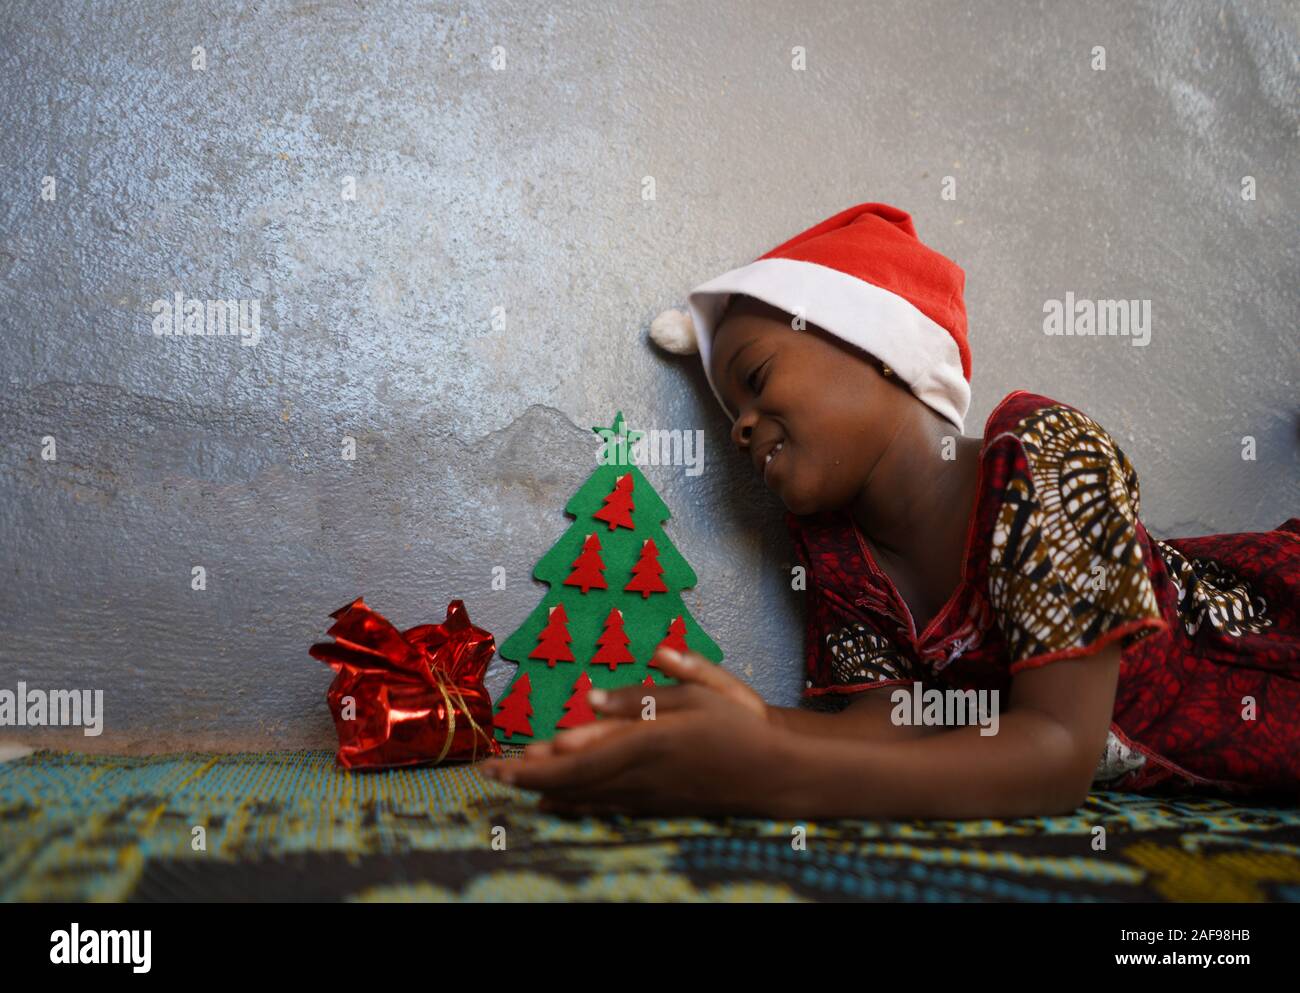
[766,707,1093,820]
[767,703,905,742]
[765,697,942,743]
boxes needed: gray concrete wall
[1,0,1295,752]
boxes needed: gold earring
[881,364,894,377]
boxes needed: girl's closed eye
[747,357,771,395]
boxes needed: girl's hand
[520,646,769,757]
[481,702,793,818]
[598,645,769,722]
[477,647,781,815]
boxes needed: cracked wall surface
[0,0,1296,751]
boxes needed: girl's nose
[731,412,755,450]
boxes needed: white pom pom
[649,308,699,355]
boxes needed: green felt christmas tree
[492,412,723,743]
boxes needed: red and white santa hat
[650,202,972,433]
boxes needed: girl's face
[707,294,902,516]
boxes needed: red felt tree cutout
[494,673,534,739]
[624,538,668,598]
[649,615,689,670]
[642,674,656,687]
[591,607,636,670]
[562,532,608,594]
[528,604,576,668]
[556,671,598,729]
[592,473,635,531]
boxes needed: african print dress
[788,389,1300,796]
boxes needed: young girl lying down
[478,202,1300,819]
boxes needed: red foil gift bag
[309,597,502,770]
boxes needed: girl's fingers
[484,725,627,783]
[649,647,767,718]
[650,645,731,690]
[585,651,766,721]
[503,722,658,793]
[589,683,697,718]
[551,716,639,751]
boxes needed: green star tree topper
[492,412,723,743]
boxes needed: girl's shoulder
[982,389,1135,457]
[978,389,1146,521]
[974,391,1167,673]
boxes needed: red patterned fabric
[788,389,1300,795]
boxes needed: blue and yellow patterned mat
[2,748,1298,902]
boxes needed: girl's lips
[763,442,785,486]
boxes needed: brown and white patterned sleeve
[984,404,1170,675]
